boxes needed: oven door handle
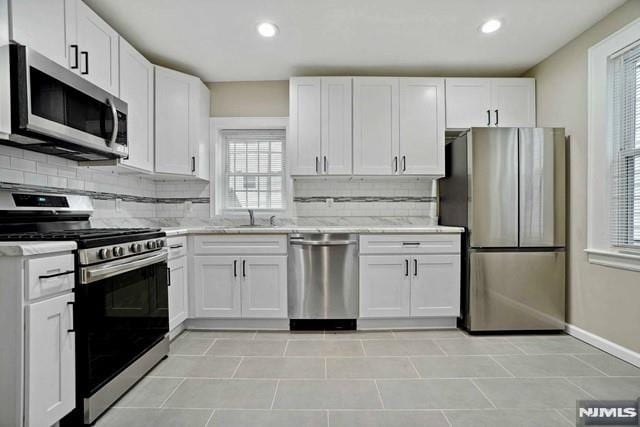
[80,251,167,284]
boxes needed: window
[222,129,285,210]
[610,43,640,248]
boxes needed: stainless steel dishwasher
[288,233,359,320]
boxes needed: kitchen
[0,1,639,426]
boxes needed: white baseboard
[358,317,457,330]
[169,322,186,340]
[565,323,640,368]
[185,318,290,330]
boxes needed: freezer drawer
[467,250,565,331]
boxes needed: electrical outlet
[326,198,334,207]
[115,198,121,212]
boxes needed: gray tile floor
[96,329,640,427]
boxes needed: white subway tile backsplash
[24,172,48,186]
[0,168,24,183]
[47,176,67,188]
[10,157,36,173]
[36,162,58,176]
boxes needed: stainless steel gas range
[0,191,169,425]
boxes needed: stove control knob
[130,243,142,253]
[146,241,156,250]
[98,248,111,259]
[113,246,124,257]
[156,239,165,248]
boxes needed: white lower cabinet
[26,292,75,427]
[168,255,188,330]
[359,234,461,319]
[193,254,287,319]
[359,255,410,318]
[410,255,461,317]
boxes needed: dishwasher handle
[290,239,358,246]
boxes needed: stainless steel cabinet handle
[107,98,118,146]
[323,156,327,173]
[39,270,74,279]
[67,301,75,333]
[495,109,499,126]
[80,51,89,74]
[242,260,246,277]
[167,267,171,286]
[191,156,196,173]
[405,259,409,277]
[70,44,79,69]
[414,259,418,276]
[234,260,237,277]
[402,156,406,173]
[169,244,184,249]
[315,157,319,174]
[290,240,357,246]
[487,110,491,126]
[393,156,398,173]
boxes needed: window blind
[610,43,640,247]
[222,129,285,210]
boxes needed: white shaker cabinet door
[289,77,322,175]
[321,77,352,175]
[399,78,445,176]
[353,77,399,175]
[76,0,119,94]
[410,255,461,317]
[193,256,241,317]
[10,0,77,70]
[119,37,154,172]
[241,256,287,318]
[168,256,188,330]
[26,293,75,427]
[445,78,492,128]
[359,255,410,318]
[155,66,192,175]
[491,78,536,128]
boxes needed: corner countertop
[163,225,464,237]
[0,241,77,257]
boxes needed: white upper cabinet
[155,66,193,175]
[490,78,536,127]
[353,77,399,175]
[399,78,445,176]
[289,77,352,176]
[10,0,77,70]
[445,78,536,128]
[155,66,210,179]
[75,0,119,94]
[289,77,322,175]
[444,78,492,128]
[119,37,154,172]
[321,77,353,175]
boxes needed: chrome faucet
[248,209,255,226]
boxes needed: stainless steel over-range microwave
[3,44,128,161]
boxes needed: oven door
[76,250,168,396]
[9,45,128,161]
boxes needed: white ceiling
[85,0,626,82]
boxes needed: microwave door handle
[106,98,118,146]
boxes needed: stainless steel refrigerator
[439,127,566,332]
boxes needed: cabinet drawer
[360,234,460,255]
[26,254,75,300]
[167,236,187,259]
[192,235,287,255]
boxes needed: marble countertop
[163,225,464,237]
[0,241,77,257]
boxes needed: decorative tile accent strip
[0,182,210,204]
[294,195,437,203]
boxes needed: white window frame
[587,16,640,272]
[211,117,291,217]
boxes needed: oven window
[30,67,115,140]
[78,261,168,394]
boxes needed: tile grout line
[469,378,497,409]
[324,357,328,379]
[203,338,218,355]
[488,355,516,378]
[567,354,610,377]
[326,409,330,427]
[204,409,216,427]
[359,340,367,357]
[283,339,290,357]
[230,356,244,378]
[432,339,448,356]
[554,408,575,426]
[441,409,453,427]
[373,379,386,410]
[563,377,598,399]
[406,356,422,378]
[158,377,186,409]
[269,379,280,409]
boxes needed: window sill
[585,248,640,272]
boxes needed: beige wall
[525,0,640,353]
[206,81,288,117]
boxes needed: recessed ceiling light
[480,19,502,34]
[257,22,279,38]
